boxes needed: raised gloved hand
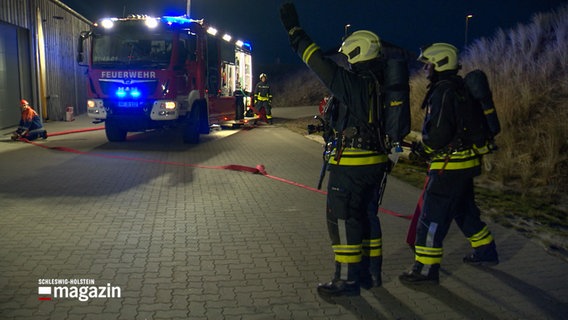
[280,2,300,32]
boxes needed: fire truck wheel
[105,120,127,142]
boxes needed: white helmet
[259,73,267,80]
[339,30,381,64]
[418,43,459,72]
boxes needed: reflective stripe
[328,149,388,166]
[468,226,494,248]
[415,245,443,265]
[362,238,382,257]
[429,149,481,170]
[302,43,320,64]
[426,222,438,247]
[337,219,348,279]
[333,244,362,263]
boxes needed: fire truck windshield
[92,25,173,69]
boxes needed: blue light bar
[162,16,193,26]
[242,42,252,51]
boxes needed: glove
[280,2,300,32]
[410,141,428,161]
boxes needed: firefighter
[280,3,397,297]
[399,43,499,285]
[11,99,47,141]
[254,73,273,124]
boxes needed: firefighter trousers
[326,163,388,282]
[413,171,495,273]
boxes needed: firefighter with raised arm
[280,2,410,297]
[399,43,499,285]
[254,73,273,124]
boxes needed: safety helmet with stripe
[339,30,381,64]
[418,43,459,72]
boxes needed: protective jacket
[421,72,481,176]
[15,106,46,140]
[289,29,388,167]
[254,81,271,102]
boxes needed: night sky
[61,0,566,65]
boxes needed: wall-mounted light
[101,19,114,29]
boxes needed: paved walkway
[0,112,567,319]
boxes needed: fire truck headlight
[161,102,176,110]
[87,100,96,108]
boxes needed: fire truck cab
[77,15,253,143]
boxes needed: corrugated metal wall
[0,0,92,121]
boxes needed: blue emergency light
[115,87,142,99]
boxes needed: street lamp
[464,14,473,47]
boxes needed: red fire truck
[77,15,253,143]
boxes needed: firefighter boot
[317,279,360,297]
[463,241,499,266]
[359,256,382,289]
[317,263,361,297]
[399,262,439,285]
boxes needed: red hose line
[20,129,411,220]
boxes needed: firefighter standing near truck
[11,99,47,141]
[399,43,499,285]
[280,2,410,297]
[254,73,273,124]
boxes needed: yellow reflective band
[415,245,443,264]
[468,226,494,248]
[333,244,362,263]
[362,239,382,256]
[257,96,270,101]
[302,43,320,64]
[429,158,481,170]
[362,248,382,257]
[328,150,388,166]
[429,149,481,170]
[414,246,443,256]
[333,244,362,252]
[390,100,403,107]
[362,239,382,247]
[484,108,496,115]
[335,254,362,263]
[416,255,442,265]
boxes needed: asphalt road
[1,109,567,320]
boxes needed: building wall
[0,0,91,125]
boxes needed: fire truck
[77,15,253,143]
